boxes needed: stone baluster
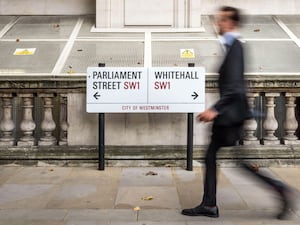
[263,93,280,145]
[243,93,260,145]
[18,94,36,146]
[59,94,68,146]
[38,94,57,146]
[283,93,300,144]
[0,94,15,146]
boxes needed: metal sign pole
[98,113,105,170]
[98,63,105,170]
[187,63,195,171]
[187,113,193,171]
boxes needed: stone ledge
[0,145,299,167]
[0,74,300,93]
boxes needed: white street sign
[86,67,205,113]
[148,67,205,103]
[87,67,147,104]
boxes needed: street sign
[86,67,205,113]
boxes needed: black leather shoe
[181,205,219,218]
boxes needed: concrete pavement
[0,164,300,225]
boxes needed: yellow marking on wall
[180,49,195,58]
[14,48,36,55]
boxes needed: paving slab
[217,209,283,223]
[0,184,56,209]
[0,221,34,225]
[5,167,72,184]
[65,209,107,222]
[65,209,137,222]
[46,183,116,209]
[187,221,234,225]
[235,184,278,210]
[111,222,186,225]
[45,167,120,209]
[65,221,107,225]
[173,167,203,208]
[138,209,200,222]
[217,187,248,210]
[221,168,283,210]
[115,186,180,209]
[120,167,173,186]
[173,167,203,182]
[31,221,66,225]
[0,209,67,221]
[264,221,300,225]
[270,168,300,186]
[221,168,272,186]
[0,166,21,184]
[65,167,121,183]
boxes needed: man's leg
[181,125,221,218]
[202,124,240,206]
[202,139,221,206]
[242,163,296,219]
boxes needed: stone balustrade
[0,75,299,165]
[0,92,68,147]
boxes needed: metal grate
[0,16,18,32]
[3,16,78,39]
[244,41,300,73]
[152,40,223,72]
[0,15,298,74]
[278,15,300,38]
[239,16,289,39]
[63,41,144,73]
[0,41,66,73]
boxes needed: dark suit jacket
[213,39,252,127]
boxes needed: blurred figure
[181,6,295,219]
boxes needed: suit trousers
[201,123,287,206]
[202,123,242,206]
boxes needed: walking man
[181,6,295,220]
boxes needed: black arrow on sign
[94,92,101,100]
[191,92,198,100]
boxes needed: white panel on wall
[199,0,299,15]
[124,0,173,26]
[0,0,95,15]
[1,0,299,16]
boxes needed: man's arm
[197,108,219,122]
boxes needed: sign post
[98,113,105,170]
[98,63,105,170]
[187,63,195,171]
[87,66,205,170]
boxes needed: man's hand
[197,109,218,122]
